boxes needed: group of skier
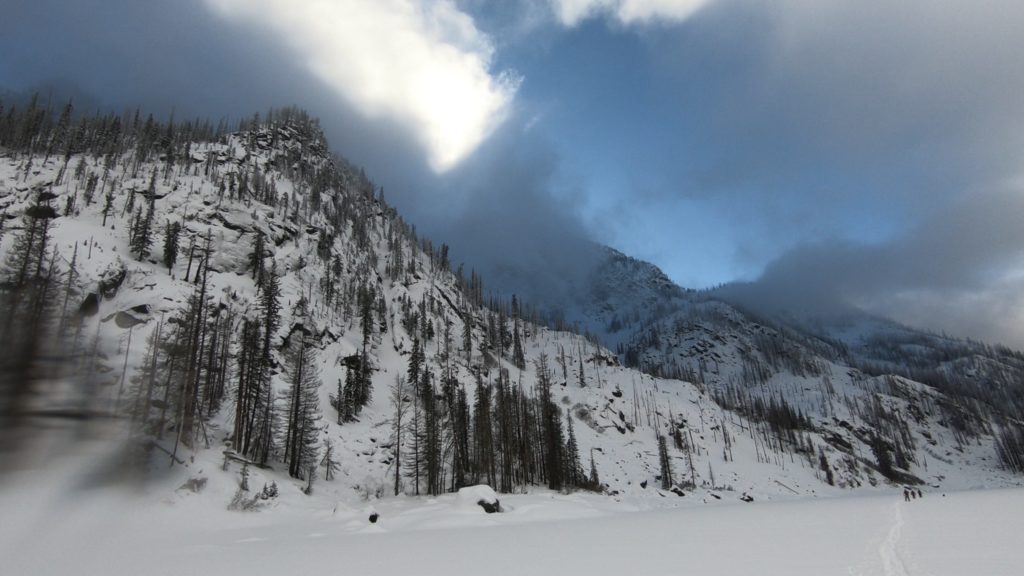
[903,487,924,501]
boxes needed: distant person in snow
[904,488,911,502]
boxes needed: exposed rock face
[477,499,501,514]
[79,293,100,317]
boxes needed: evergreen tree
[472,374,495,487]
[0,191,58,430]
[163,220,181,272]
[536,355,564,490]
[3,191,56,289]
[334,377,345,425]
[341,363,358,422]
[405,362,423,495]
[233,318,260,455]
[171,232,222,457]
[353,285,375,412]
[45,100,73,164]
[492,371,516,492]
[101,189,114,228]
[245,262,281,465]
[658,433,674,490]
[390,375,409,495]
[249,230,266,286]
[512,317,525,371]
[462,308,473,363]
[408,337,423,386]
[282,298,322,479]
[447,378,471,490]
[83,173,98,206]
[564,414,582,488]
[170,266,210,457]
[588,449,601,490]
[131,171,157,260]
[420,369,443,495]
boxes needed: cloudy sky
[4,0,1024,347]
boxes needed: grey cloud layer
[647,0,1024,347]
[5,0,1024,348]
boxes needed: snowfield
[2,448,1022,576]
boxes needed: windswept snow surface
[2,452,1022,576]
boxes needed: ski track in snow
[848,498,912,576]
[879,501,909,576]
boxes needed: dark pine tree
[163,220,181,273]
[564,414,582,488]
[0,191,58,433]
[658,433,674,490]
[282,298,322,480]
[536,354,564,490]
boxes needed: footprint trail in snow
[879,501,910,576]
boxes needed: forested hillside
[0,98,1020,514]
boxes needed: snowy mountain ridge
[564,237,1024,488]
[0,101,1020,530]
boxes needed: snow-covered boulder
[98,259,127,298]
[456,485,501,514]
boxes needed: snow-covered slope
[558,246,689,345]
[567,248,1024,490]
[0,104,1020,534]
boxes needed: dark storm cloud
[0,0,437,196]
[422,121,601,311]
[3,0,317,118]
[1,0,600,313]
